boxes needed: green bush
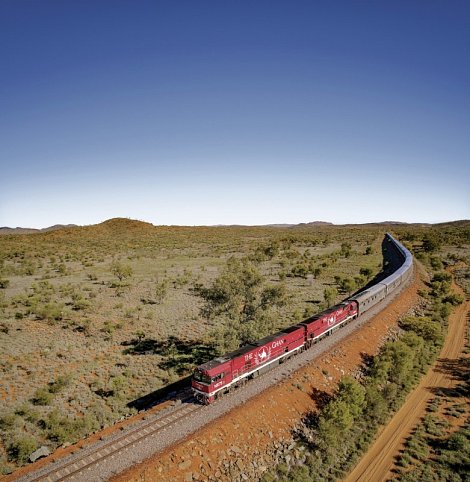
[399,316,443,344]
[35,302,65,322]
[0,279,10,289]
[49,375,71,394]
[7,436,38,464]
[32,387,54,406]
[0,413,18,430]
[42,409,93,445]
[442,293,464,306]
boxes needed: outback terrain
[0,218,468,480]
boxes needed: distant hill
[433,219,470,228]
[39,218,158,241]
[0,227,39,235]
[91,218,156,235]
[0,224,77,235]
[264,224,296,228]
[1,218,468,237]
[293,221,334,228]
[0,219,156,237]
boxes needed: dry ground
[110,255,422,481]
[345,279,469,482]
[0,220,385,473]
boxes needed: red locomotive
[192,301,358,403]
[301,301,357,346]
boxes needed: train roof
[195,325,305,372]
[349,283,386,302]
[302,302,351,322]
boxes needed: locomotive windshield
[193,369,211,384]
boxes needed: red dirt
[345,279,469,482]
[111,269,423,482]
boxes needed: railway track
[13,239,413,482]
[15,276,413,482]
[16,401,202,482]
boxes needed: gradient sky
[1,1,469,228]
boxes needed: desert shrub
[32,387,54,406]
[430,256,443,270]
[323,287,338,307]
[155,280,168,303]
[447,431,468,452]
[396,452,412,467]
[290,262,309,278]
[422,233,441,252]
[111,260,133,282]
[288,465,310,481]
[442,293,464,306]
[341,242,352,257]
[0,413,18,430]
[49,375,71,393]
[34,302,65,322]
[41,409,92,445]
[0,464,13,475]
[429,272,452,296]
[399,316,443,345]
[340,277,356,295]
[0,279,10,289]
[277,462,289,475]
[7,436,38,464]
[101,320,117,336]
[431,301,452,323]
[32,376,69,406]
[14,404,40,423]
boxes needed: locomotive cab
[192,368,213,403]
[193,368,211,385]
[191,359,232,403]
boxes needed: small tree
[340,277,356,295]
[340,242,352,257]
[197,256,288,351]
[111,261,133,283]
[155,280,168,304]
[422,232,441,252]
[7,436,38,464]
[323,287,338,307]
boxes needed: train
[191,233,413,404]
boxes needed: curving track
[345,281,469,482]
[12,234,414,482]
[13,280,415,481]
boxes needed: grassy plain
[0,218,467,473]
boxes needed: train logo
[327,314,337,326]
[255,346,271,365]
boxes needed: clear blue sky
[1,1,469,228]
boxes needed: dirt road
[110,266,422,482]
[345,284,469,482]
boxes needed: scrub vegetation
[259,223,470,482]
[0,218,468,473]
